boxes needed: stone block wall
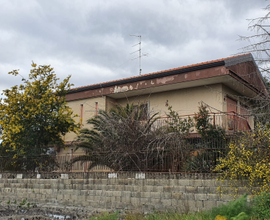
[0,172,236,213]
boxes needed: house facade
[58,53,268,171]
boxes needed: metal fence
[0,136,232,173]
[58,137,228,173]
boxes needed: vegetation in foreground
[88,193,270,220]
[0,63,80,171]
[214,124,270,194]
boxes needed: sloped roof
[69,54,253,93]
[67,53,268,101]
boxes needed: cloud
[0,0,268,96]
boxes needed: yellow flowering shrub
[215,215,227,220]
[214,124,270,193]
[0,63,80,171]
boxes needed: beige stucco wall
[59,96,106,156]
[115,84,223,117]
[106,96,117,111]
[64,96,106,142]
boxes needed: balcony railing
[153,111,252,132]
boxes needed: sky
[0,0,268,96]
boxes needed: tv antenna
[130,35,148,75]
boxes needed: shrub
[252,192,270,219]
[73,104,162,171]
[194,103,225,140]
[209,195,252,219]
[214,124,270,193]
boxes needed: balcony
[153,111,252,133]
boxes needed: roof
[68,53,253,94]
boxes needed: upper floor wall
[64,83,254,143]
[64,96,106,142]
[64,54,266,142]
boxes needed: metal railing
[153,111,252,132]
[0,150,227,174]
[51,136,231,173]
[56,153,113,172]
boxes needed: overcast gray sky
[0,0,268,94]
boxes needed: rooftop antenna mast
[130,35,142,75]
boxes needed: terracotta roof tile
[70,53,251,91]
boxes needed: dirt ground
[0,205,95,220]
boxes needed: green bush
[252,192,270,219]
[209,195,252,219]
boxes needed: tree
[0,63,80,171]
[73,103,164,171]
[239,4,270,75]
[238,4,270,126]
[214,6,270,190]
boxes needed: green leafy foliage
[184,151,214,173]
[209,195,252,219]
[184,104,227,173]
[231,212,249,220]
[252,192,270,219]
[165,106,194,135]
[90,211,212,220]
[143,212,212,220]
[74,103,161,171]
[194,103,225,139]
[0,63,80,171]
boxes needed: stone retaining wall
[0,172,236,213]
